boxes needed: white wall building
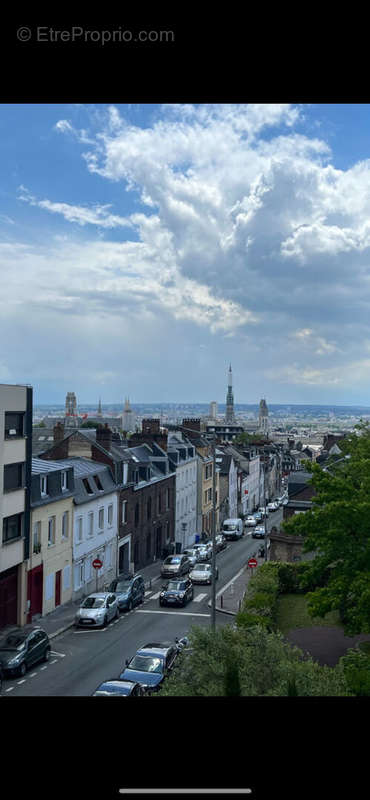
[167,433,198,550]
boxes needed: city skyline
[2,104,370,404]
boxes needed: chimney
[53,422,65,442]
[142,418,160,435]
[96,423,112,451]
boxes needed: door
[55,570,61,607]
[0,568,18,629]
[119,542,129,574]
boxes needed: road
[1,508,282,696]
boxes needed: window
[166,488,170,510]
[98,508,104,530]
[61,511,69,539]
[76,516,83,542]
[157,493,162,514]
[147,496,152,520]
[108,504,113,527]
[88,512,94,537]
[134,503,139,527]
[93,475,104,491]
[40,476,48,497]
[33,520,41,553]
[3,462,24,492]
[83,478,94,495]
[121,501,127,524]
[61,471,68,492]
[4,412,24,439]
[3,513,23,544]
[48,516,56,546]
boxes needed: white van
[222,518,244,540]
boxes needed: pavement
[27,550,262,641]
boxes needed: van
[222,518,244,540]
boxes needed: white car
[74,593,119,628]
[259,507,269,517]
[189,562,219,584]
[182,548,198,568]
[245,516,257,527]
[192,543,212,562]
[267,502,278,512]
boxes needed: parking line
[50,651,66,657]
[40,666,48,670]
[194,593,208,602]
[50,659,58,664]
[17,679,26,685]
[5,687,14,692]
[151,591,161,600]
[29,673,37,677]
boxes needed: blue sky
[2,103,370,407]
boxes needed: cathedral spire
[225,364,235,423]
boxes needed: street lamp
[181,521,187,551]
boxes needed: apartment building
[167,432,198,551]
[0,383,32,630]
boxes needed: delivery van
[222,518,244,540]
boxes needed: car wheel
[127,599,133,612]
[18,662,27,677]
[43,647,51,663]
[103,614,108,627]
[115,607,119,620]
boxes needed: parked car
[108,573,145,611]
[160,554,191,578]
[182,548,198,568]
[252,525,266,539]
[259,507,269,517]
[253,511,263,522]
[215,533,227,552]
[74,592,119,628]
[267,501,278,512]
[119,642,181,693]
[245,515,257,527]
[92,679,145,696]
[159,577,194,607]
[222,518,244,540]
[0,626,51,677]
[189,562,218,584]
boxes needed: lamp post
[181,521,187,552]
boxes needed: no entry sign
[248,558,258,568]
[92,558,103,570]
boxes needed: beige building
[197,450,220,535]
[28,459,74,620]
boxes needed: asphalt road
[2,508,282,696]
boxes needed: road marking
[40,666,48,670]
[29,672,37,677]
[144,591,152,596]
[17,679,26,684]
[194,593,208,602]
[5,687,14,692]
[50,651,66,657]
[136,610,211,617]
[50,659,58,664]
[150,591,161,600]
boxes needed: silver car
[189,562,219,584]
[74,593,119,628]
[160,555,191,579]
[182,548,198,568]
[193,543,212,562]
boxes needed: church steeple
[97,397,103,418]
[225,364,235,423]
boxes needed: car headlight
[179,592,185,599]
[8,655,23,666]
[160,592,165,597]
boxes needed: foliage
[281,423,370,635]
[80,421,98,428]
[237,562,280,630]
[339,647,370,696]
[158,625,352,696]
[276,593,340,634]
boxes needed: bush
[339,647,370,696]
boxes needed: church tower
[225,364,235,423]
[65,391,79,428]
[259,397,269,433]
[122,397,135,433]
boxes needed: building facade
[167,432,198,550]
[0,383,32,630]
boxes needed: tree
[282,423,370,635]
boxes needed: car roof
[85,592,112,599]
[138,643,174,655]
[0,625,46,637]
[97,680,138,689]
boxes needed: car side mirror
[125,659,129,666]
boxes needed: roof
[32,457,69,475]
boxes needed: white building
[54,458,118,600]
[167,432,198,550]
[122,397,136,433]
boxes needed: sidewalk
[213,553,265,616]
[31,559,163,641]
[30,552,261,641]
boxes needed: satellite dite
[119,792,252,796]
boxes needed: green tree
[282,423,370,635]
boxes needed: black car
[92,679,146,696]
[118,642,181,693]
[0,626,51,677]
[159,577,194,607]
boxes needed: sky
[2,103,370,407]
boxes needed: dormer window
[61,471,68,492]
[40,476,48,497]
[82,478,94,495]
[93,475,104,491]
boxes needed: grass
[276,593,341,634]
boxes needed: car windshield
[0,633,27,651]
[110,580,132,592]
[128,655,163,673]
[224,524,236,531]
[95,684,131,695]
[166,581,183,590]
[164,556,181,564]
[195,564,208,571]
[82,597,105,609]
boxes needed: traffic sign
[92,558,103,570]
[248,558,258,568]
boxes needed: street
[1,509,282,696]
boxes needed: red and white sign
[92,558,103,570]
[248,558,258,568]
